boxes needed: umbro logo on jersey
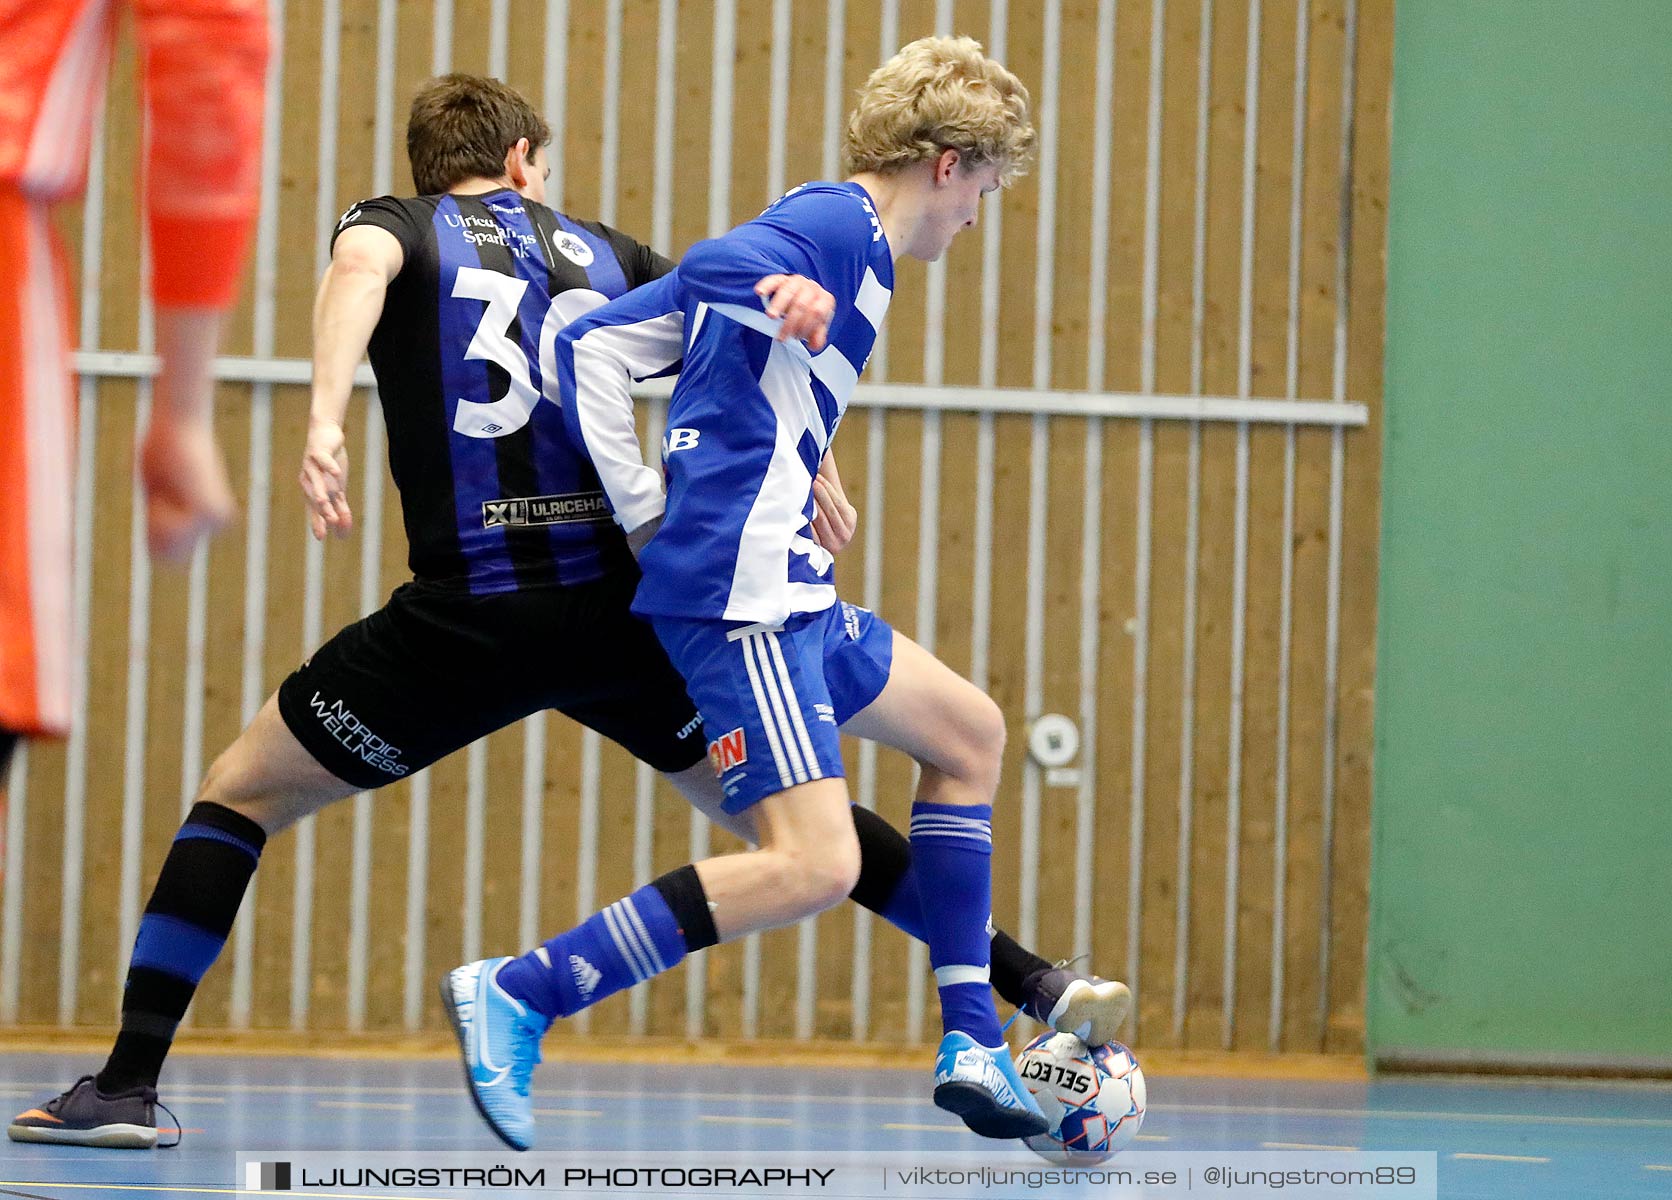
[570,954,602,1000]
[482,491,612,528]
[708,727,747,775]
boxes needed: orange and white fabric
[0,191,75,735]
[0,0,267,735]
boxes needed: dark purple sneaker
[9,1075,167,1149]
[1023,969,1133,1047]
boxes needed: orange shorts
[0,0,115,199]
[0,0,266,735]
[0,188,75,736]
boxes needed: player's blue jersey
[334,191,671,594]
[554,272,690,539]
[558,182,893,625]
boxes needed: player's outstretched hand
[299,419,353,540]
[755,274,835,352]
[139,418,237,563]
[810,455,857,554]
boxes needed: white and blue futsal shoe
[932,1031,1052,1139]
[440,957,548,1151]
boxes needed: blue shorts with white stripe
[650,600,894,814]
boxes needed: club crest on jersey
[554,232,595,267]
[708,728,747,775]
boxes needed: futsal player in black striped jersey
[319,189,664,592]
[10,74,1127,1151]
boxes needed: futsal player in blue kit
[12,69,1127,1152]
[445,37,1068,1145]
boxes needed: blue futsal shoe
[440,957,548,1151]
[932,1031,1051,1139]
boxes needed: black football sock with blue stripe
[96,802,266,1093]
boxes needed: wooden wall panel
[74,31,148,1031]
[1092,0,1154,1033]
[1088,420,1136,1007]
[1184,0,1250,1051]
[6,0,1391,1057]
[1329,0,1389,1055]
[1138,0,1202,1048]
[1281,0,1350,1053]
[877,405,925,1046]
[1035,421,1090,952]
[1231,0,1299,1053]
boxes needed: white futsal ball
[1016,1032,1147,1166]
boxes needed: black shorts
[276,573,706,790]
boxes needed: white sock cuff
[934,963,992,988]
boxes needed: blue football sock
[909,800,1003,1046]
[497,884,688,1022]
[848,803,929,940]
[875,870,928,941]
[848,803,1046,1012]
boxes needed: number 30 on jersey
[450,266,609,439]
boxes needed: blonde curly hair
[842,36,1035,185]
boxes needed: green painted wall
[1370,1,1672,1067]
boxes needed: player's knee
[942,691,1007,794]
[196,746,259,812]
[195,737,306,836]
[784,833,861,913]
[195,746,239,807]
[973,692,1007,761]
[808,844,862,911]
[824,830,864,902]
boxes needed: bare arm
[139,309,239,561]
[299,224,404,540]
[132,0,268,562]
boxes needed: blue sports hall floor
[0,1051,1668,1198]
